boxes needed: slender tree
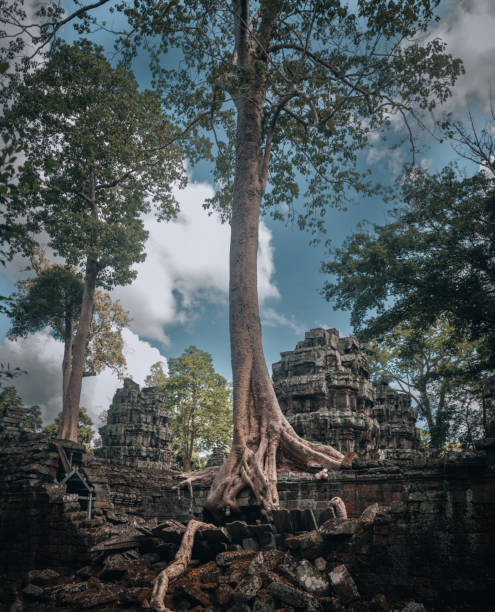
[1,39,184,442]
[8,264,130,404]
[146,347,232,472]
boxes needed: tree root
[205,419,349,519]
[171,466,219,492]
[329,496,348,519]
[150,519,215,612]
[172,466,220,515]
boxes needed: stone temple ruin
[94,329,422,469]
[95,378,174,469]
[273,328,422,463]
[0,328,494,611]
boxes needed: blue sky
[1,0,494,425]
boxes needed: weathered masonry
[0,328,494,611]
[273,328,422,462]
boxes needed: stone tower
[272,328,380,458]
[374,381,422,462]
[272,328,422,462]
[96,378,174,469]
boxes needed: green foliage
[1,39,185,290]
[0,385,23,408]
[323,166,495,369]
[44,407,95,449]
[147,347,232,471]
[8,266,83,340]
[113,0,463,233]
[145,362,167,387]
[7,264,130,378]
[417,428,431,449]
[83,291,130,378]
[0,133,34,271]
[365,319,484,448]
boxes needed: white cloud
[112,180,280,344]
[261,307,306,336]
[366,145,406,178]
[428,0,495,112]
[0,327,167,427]
[2,178,281,345]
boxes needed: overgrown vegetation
[323,146,495,448]
[146,347,232,472]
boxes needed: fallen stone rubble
[2,506,430,612]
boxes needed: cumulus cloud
[0,328,167,427]
[112,180,280,344]
[428,0,495,112]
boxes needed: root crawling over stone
[150,519,215,612]
[204,415,346,520]
[172,467,219,514]
[172,466,219,492]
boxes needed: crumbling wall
[1,414,494,609]
[0,436,95,574]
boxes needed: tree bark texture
[58,258,98,441]
[204,0,345,518]
[61,311,74,409]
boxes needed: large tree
[1,1,462,518]
[146,347,232,472]
[1,39,184,442]
[147,0,461,518]
[365,319,484,448]
[322,166,495,370]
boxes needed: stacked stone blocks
[272,328,422,462]
[96,378,174,469]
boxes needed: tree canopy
[1,39,185,441]
[323,166,495,370]
[2,38,184,287]
[365,318,484,448]
[146,347,232,472]
[7,263,130,390]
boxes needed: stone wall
[1,432,494,609]
[101,454,494,608]
[0,436,101,574]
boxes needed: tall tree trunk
[61,310,74,411]
[205,1,345,517]
[58,258,98,442]
[183,435,192,472]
